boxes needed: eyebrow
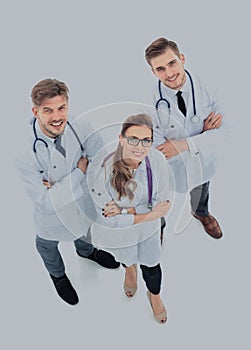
[155,59,178,70]
[126,135,152,139]
[155,66,164,71]
[42,104,66,111]
[168,59,177,65]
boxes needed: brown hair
[111,114,153,201]
[145,37,180,66]
[31,78,69,106]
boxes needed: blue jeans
[190,182,209,217]
[36,235,94,278]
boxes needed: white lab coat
[150,72,230,192]
[88,147,171,266]
[16,116,103,241]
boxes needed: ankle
[125,264,136,272]
[149,292,161,302]
[50,273,66,281]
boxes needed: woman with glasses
[88,113,171,324]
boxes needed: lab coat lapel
[63,122,82,173]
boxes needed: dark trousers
[140,264,162,295]
[123,263,162,295]
[190,181,209,217]
[36,235,94,278]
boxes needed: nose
[135,141,145,150]
[51,111,64,120]
[166,68,174,78]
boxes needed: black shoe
[76,248,120,269]
[50,274,79,305]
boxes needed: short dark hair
[145,37,180,66]
[31,78,69,106]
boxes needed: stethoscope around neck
[155,69,200,125]
[32,118,84,174]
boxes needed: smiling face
[32,95,68,138]
[119,125,152,166]
[151,48,186,90]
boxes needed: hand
[77,156,89,174]
[42,180,52,189]
[156,139,188,159]
[103,200,121,217]
[102,200,135,217]
[203,112,222,132]
[150,200,171,220]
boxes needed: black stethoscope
[101,152,153,209]
[32,118,84,174]
[155,69,200,125]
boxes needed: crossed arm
[157,112,222,159]
[43,156,89,189]
[102,199,170,225]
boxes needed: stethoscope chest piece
[191,115,200,124]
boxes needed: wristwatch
[121,208,128,215]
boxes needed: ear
[119,134,127,148]
[179,53,185,65]
[32,106,38,118]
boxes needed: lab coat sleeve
[95,198,136,229]
[154,151,172,223]
[186,120,231,158]
[154,150,171,202]
[99,212,135,228]
[186,84,232,158]
[84,130,104,159]
[94,195,135,229]
[135,204,152,214]
[73,116,104,159]
[16,152,85,215]
[152,121,168,147]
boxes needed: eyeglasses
[124,136,153,147]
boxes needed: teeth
[51,121,62,126]
[168,75,177,81]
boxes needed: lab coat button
[98,193,102,196]
[53,165,56,169]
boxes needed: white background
[1,1,250,349]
